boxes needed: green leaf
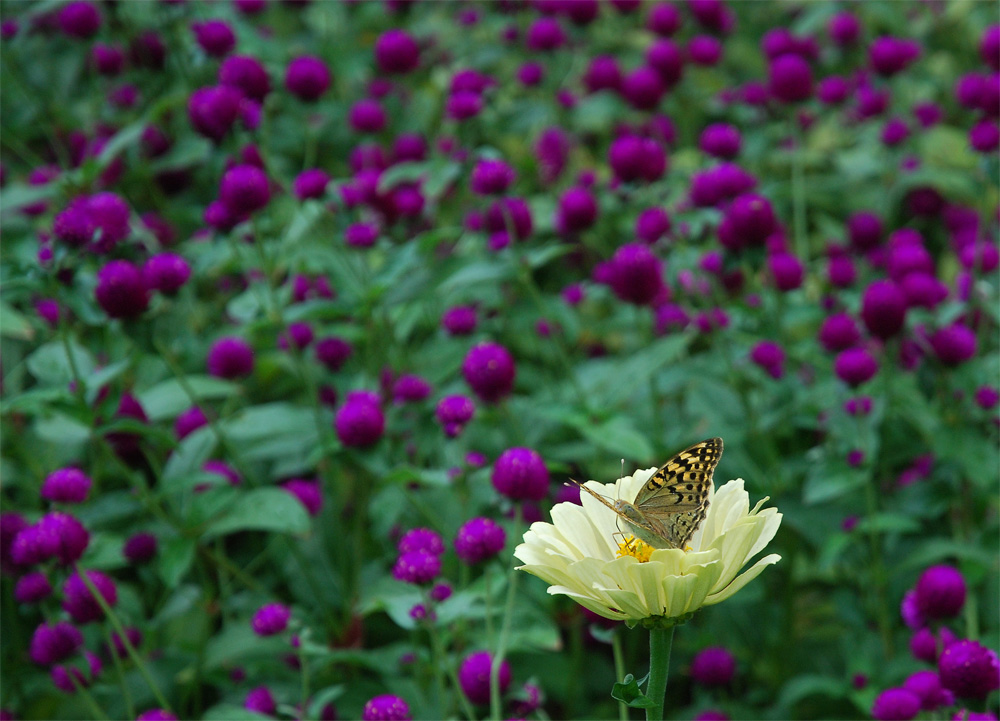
[855,513,920,534]
[777,674,848,709]
[26,340,95,386]
[439,260,514,294]
[158,537,196,587]
[377,161,428,192]
[222,403,314,441]
[576,416,655,462]
[803,470,866,505]
[0,182,55,216]
[152,585,202,626]
[201,704,274,720]
[0,302,33,340]
[162,427,217,486]
[138,376,238,421]
[34,413,91,446]
[611,673,656,709]
[204,488,311,538]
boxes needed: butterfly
[571,437,723,550]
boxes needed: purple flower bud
[869,36,921,77]
[835,348,878,387]
[470,159,516,196]
[219,55,270,101]
[393,374,432,403]
[768,252,804,291]
[700,123,741,159]
[175,406,208,440]
[245,686,277,716]
[188,85,243,142]
[454,517,506,564]
[95,260,149,319]
[688,35,722,66]
[345,221,378,248]
[818,76,851,104]
[769,55,812,102]
[691,647,736,686]
[335,394,385,447]
[137,710,177,721]
[63,570,117,624]
[53,203,96,247]
[492,447,549,501]
[252,603,291,636]
[192,19,235,57]
[285,55,330,101]
[13,512,90,566]
[930,324,977,366]
[219,165,270,216]
[828,12,861,46]
[939,640,1000,699]
[914,565,966,620]
[484,197,533,240]
[30,622,83,666]
[861,280,907,340]
[904,670,954,711]
[375,29,420,74]
[281,479,323,516]
[608,242,664,305]
[362,695,412,721]
[52,650,102,693]
[392,550,441,584]
[557,186,598,233]
[462,342,516,403]
[645,39,684,87]
[911,627,939,663]
[207,337,254,379]
[975,386,999,409]
[436,395,476,437]
[872,688,921,721]
[621,66,664,110]
[970,120,1000,153]
[143,253,191,294]
[882,117,911,146]
[647,3,682,35]
[608,135,667,183]
[279,322,314,351]
[749,341,785,379]
[459,651,511,705]
[526,17,566,51]
[41,468,92,504]
[315,336,353,371]
[848,211,883,251]
[430,582,453,602]
[584,55,623,93]
[123,532,157,564]
[634,207,671,244]
[982,24,1000,70]
[15,571,52,604]
[293,169,330,200]
[59,1,101,39]
[392,133,427,163]
[398,528,445,556]
[819,313,861,353]
[442,306,477,336]
[349,99,387,133]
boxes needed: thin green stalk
[199,546,264,593]
[68,671,111,721]
[645,625,675,721]
[612,628,629,721]
[103,624,136,720]
[299,632,311,716]
[76,567,172,713]
[790,120,807,261]
[490,508,523,721]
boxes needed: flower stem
[612,629,629,721]
[490,506,523,721]
[645,625,675,721]
[103,624,136,720]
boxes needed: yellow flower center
[616,536,653,563]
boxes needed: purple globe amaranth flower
[63,570,117,624]
[192,19,235,57]
[872,688,921,721]
[848,211,883,251]
[688,35,722,66]
[52,650,102,694]
[446,90,483,120]
[608,243,664,305]
[123,532,157,564]
[459,651,511,705]
[12,512,90,567]
[979,24,1000,70]
[279,322,314,351]
[648,3,682,35]
[769,54,813,102]
[282,479,323,517]
[245,686,277,716]
[621,66,665,110]
[462,342,516,403]
[691,647,737,686]
[960,241,1000,273]
[15,571,53,604]
[882,117,911,147]
[939,640,1000,699]
[484,196,533,240]
[335,392,385,447]
[349,99,387,133]
[375,29,420,74]
[471,159,515,196]
[492,447,549,501]
[30,622,84,666]
[0,512,28,571]
[557,186,598,233]
[646,39,685,87]
[904,670,954,711]
[252,603,291,636]
[723,193,777,248]
[911,627,940,663]
[869,36,921,77]
[285,55,330,101]
[219,165,270,216]
[219,54,270,101]
[136,710,178,721]
[975,386,999,409]
[861,280,907,340]
[362,695,412,721]
[430,582,453,602]
[608,135,667,183]
[914,565,966,619]
[436,395,476,437]
[188,85,243,142]
[526,16,566,51]
[398,528,445,556]
[454,517,506,564]
[53,202,96,247]
[635,207,671,244]
[835,348,878,387]
[819,313,862,353]
[293,169,330,200]
[442,306,477,336]
[828,11,861,46]
[95,261,149,319]
[392,374,432,403]
[970,120,1000,153]
[749,341,785,379]
[207,337,254,379]
[392,549,441,584]
[817,76,851,104]
[315,336,353,371]
[930,324,977,366]
[393,133,427,163]
[700,123,741,159]
[584,55,623,93]
[517,61,544,86]
[59,1,101,38]
[143,253,191,295]
[41,467,92,504]
[768,252,804,291]
[175,406,208,440]
[901,588,926,629]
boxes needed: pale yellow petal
[704,553,782,605]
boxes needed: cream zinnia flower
[514,469,782,624]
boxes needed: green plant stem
[645,625,675,721]
[612,628,629,721]
[76,566,173,713]
[199,545,263,593]
[790,119,807,261]
[68,672,111,721]
[103,624,136,720]
[490,507,523,721]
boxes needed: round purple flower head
[15,571,53,604]
[819,313,861,353]
[454,517,506,564]
[471,159,515,196]
[285,55,330,101]
[219,55,270,101]
[609,135,666,183]
[635,207,671,244]
[930,324,977,366]
[584,55,623,93]
[768,252,804,291]
[915,565,966,620]
[869,36,921,77]
[398,528,445,556]
[252,603,291,636]
[700,123,741,159]
[349,99,387,133]
[30,621,83,665]
[345,222,378,248]
[769,54,813,102]
[362,695,412,721]
[436,395,475,437]
[392,550,441,585]
[462,342,516,403]
[872,688,921,721]
[207,337,254,379]
[492,447,549,501]
[749,341,785,379]
[648,3,682,36]
[848,211,883,251]
[393,374,432,403]
[609,242,664,305]
[245,687,277,716]
[95,261,149,319]
[459,651,511,705]
[835,348,878,387]
[910,627,940,663]
[315,336,353,371]
[975,386,999,410]
[143,253,191,294]
[826,254,856,287]
[63,569,117,624]
[647,40,684,87]
[861,280,907,340]
[188,85,243,142]
[52,650,102,693]
[939,640,1000,699]
[219,165,270,216]
[13,512,90,567]
[375,29,419,74]
[904,670,954,711]
[981,24,1000,69]
[123,532,158,564]
[59,1,101,39]
[484,196,533,240]
[192,19,235,58]
[335,392,385,447]
[557,186,598,233]
[688,35,722,66]
[136,710,178,721]
[175,406,208,440]
[443,306,477,335]
[828,12,861,46]
[279,322,314,351]
[293,169,330,200]
[282,479,323,516]
[691,647,736,686]
[41,467,92,504]
[621,66,665,110]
